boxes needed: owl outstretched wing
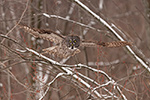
[81,40,132,48]
[19,24,65,44]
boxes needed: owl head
[65,34,80,49]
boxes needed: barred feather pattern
[19,24,132,58]
[98,41,131,47]
[42,46,80,58]
[19,24,64,44]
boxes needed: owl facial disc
[65,35,80,49]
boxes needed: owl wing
[81,40,131,48]
[19,24,65,44]
[42,46,80,58]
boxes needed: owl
[19,24,131,58]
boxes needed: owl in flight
[19,25,131,58]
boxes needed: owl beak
[71,44,74,49]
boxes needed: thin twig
[1,0,29,43]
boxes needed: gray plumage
[19,24,131,58]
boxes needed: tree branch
[70,0,150,73]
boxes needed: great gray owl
[19,24,131,58]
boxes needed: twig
[42,13,107,33]
[1,0,29,43]
[70,0,150,73]
[39,73,65,100]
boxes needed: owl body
[43,44,80,58]
[19,24,131,58]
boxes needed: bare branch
[70,0,150,73]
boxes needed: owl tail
[98,41,132,48]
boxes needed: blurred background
[0,0,150,100]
